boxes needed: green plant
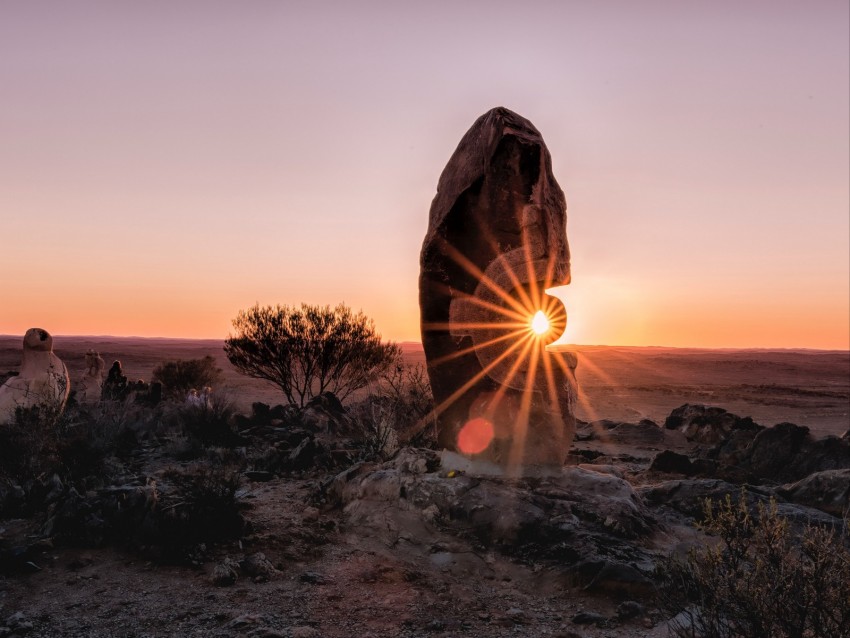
[224,303,401,407]
[151,356,224,400]
[657,491,850,638]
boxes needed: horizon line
[0,334,847,354]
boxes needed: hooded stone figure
[0,328,71,424]
[419,107,577,469]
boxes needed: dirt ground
[0,336,847,637]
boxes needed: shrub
[0,404,65,485]
[152,356,224,400]
[377,358,435,446]
[350,358,437,457]
[224,303,401,407]
[173,391,239,447]
[657,491,850,638]
[156,464,245,560]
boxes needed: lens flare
[457,417,495,454]
[530,310,550,336]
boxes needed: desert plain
[0,336,848,638]
[2,336,845,437]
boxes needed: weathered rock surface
[419,107,577,468]
[723,422,850,483]
[778,469,850,517]
[638,478,841,528]
[330,448,658,595]
[0,329,70,424]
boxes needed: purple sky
[1,1,848,347]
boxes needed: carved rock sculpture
[103,360,129,401]
[78,349,106,405]
[0,328,71,424]
[419,107,577,469]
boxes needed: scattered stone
[288,437,323,471]
[301,392,352,434]
[664,404,761,443]
[211,559,240,586]
[425,619,445,632]
[290,627,320,638]
[649,450,697,475]
[583,561,653,597]
[240,552,275,581]
[227,613,266,629]
[2,612,33,635]
[505,608,526,623]
[301,506,320,522]
[650,450,716,477]
[300,571,325,584]
[616,600,646,620]
[572,611,606,625]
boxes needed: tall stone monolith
[419,107,577,469]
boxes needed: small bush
[0,404,65,485]
[156,464,244,559]
[657,491,850,638]
[152,356,223,400]
[173,391,239,447]
[359,358,436,450]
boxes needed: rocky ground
[1,393,848,638]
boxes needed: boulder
[649,451,699,476]
[778,469,850,517]
[727,422,850,483]
[419,107,577,468]
[664,404,761,444]
[0,328,70,424]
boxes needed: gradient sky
[1,1,848,348]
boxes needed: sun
[530,310,550,336]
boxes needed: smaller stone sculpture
[0,328,71,424]
[102,360,129,401]
[78,349,106,405]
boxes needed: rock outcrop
[419,107,577,469]
[330,448,657,595]
[0,328,70,424]
[664,403,762,444]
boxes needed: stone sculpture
[102,360,129,401]
[0,328,71,424]
[78,349,106,405]
[419,107,577,469]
